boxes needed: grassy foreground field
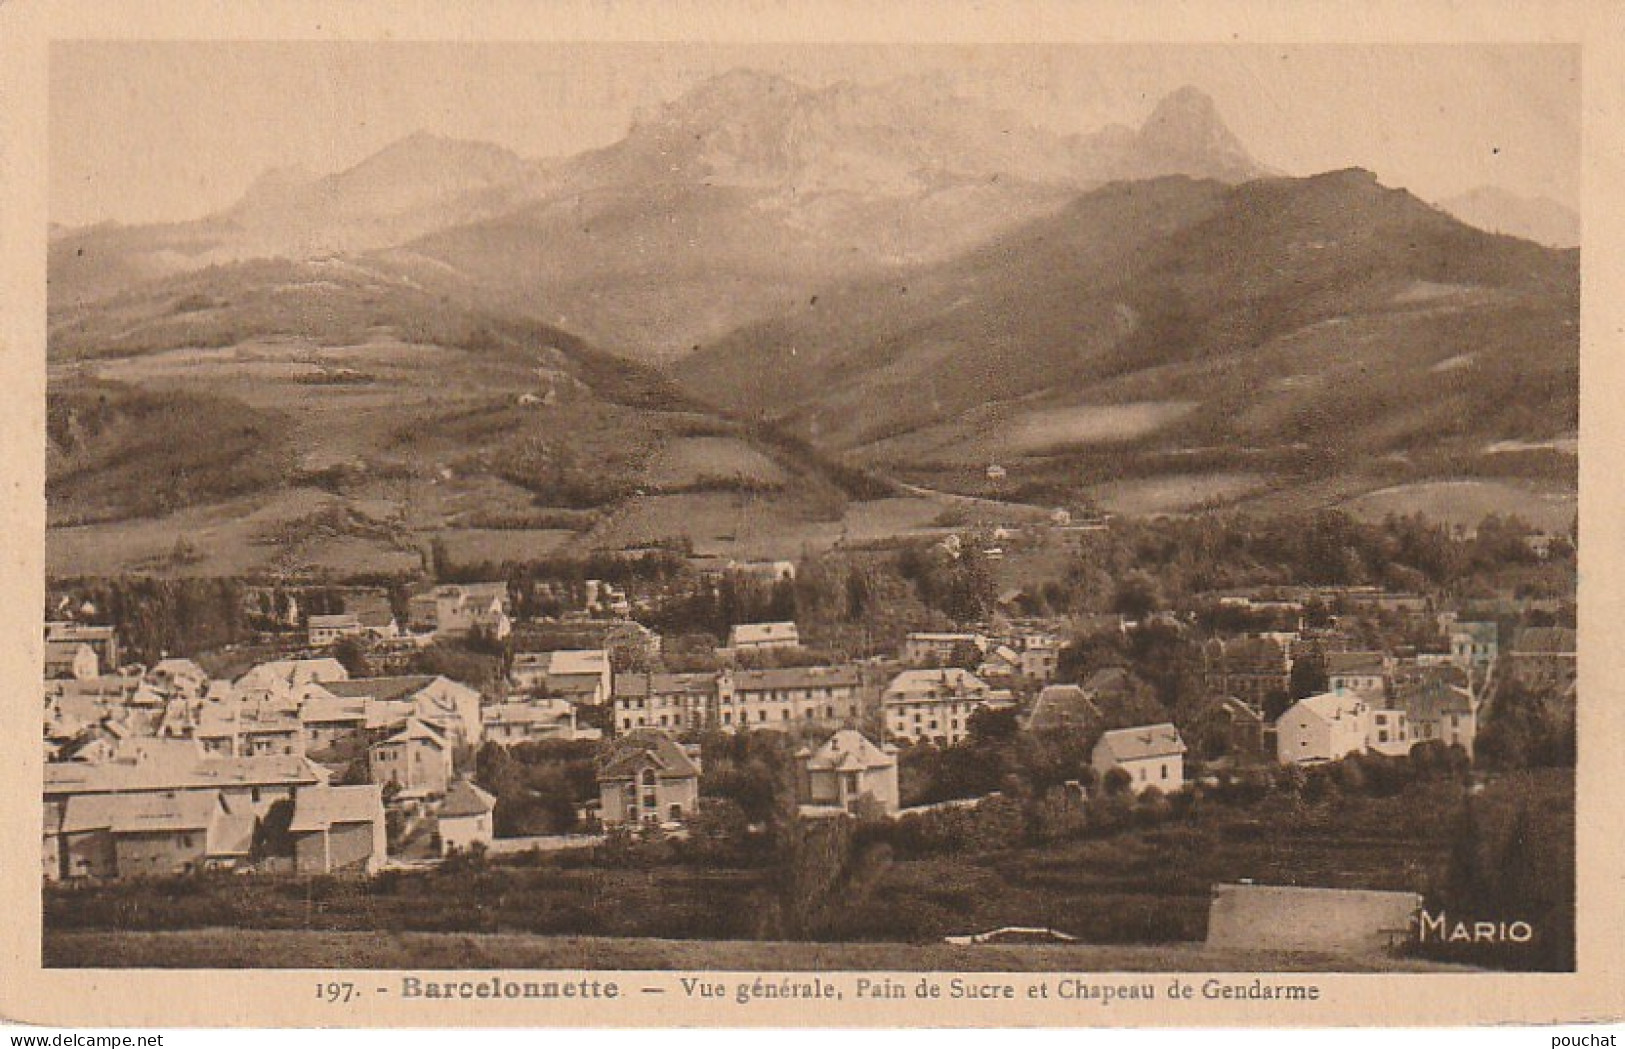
[42,929,1472,972]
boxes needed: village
[40,510,1578,967]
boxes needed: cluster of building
[41,575,1576,883]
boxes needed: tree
[331,636,371,678]
[1288,647,1328,700]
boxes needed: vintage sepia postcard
[1,0,1622,1029]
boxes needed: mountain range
[46,71,1579,573]
[1438,186,1579,249]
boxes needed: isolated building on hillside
[1091,723,1186,794]
[437,778,496,855]
[288,784,387,875]
[1276,692,1372,764]
[412,582,512,640]
[726,621,801,652]
[596,730,701,827]
[883,667,992,746]
[307,613,363,648]
[798,730,899,815]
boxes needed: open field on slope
[43,928,1470,972]
[1337,479,1577,533]
[1002,401,1198,454]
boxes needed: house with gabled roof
[56,789,254,879]
[798,730,899,815]
[288,784,387,874]
[1091,723,1186,794]
[1276,692,1372,765]
[1026,685,1103,736]
[726,621,800,652]
[325,675,483,747]
[437,777,496,855]
[883,667,992,746]
[510,649,612,706]
[596,730,701,827]
[368,717,451,797]
[307,613,363,648]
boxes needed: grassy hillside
[683,171,1578,508]
[45,258,898,575]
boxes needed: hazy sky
[50,41,1579,228]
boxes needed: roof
[373,718,447,749]
[544,650,609,675]
[1027,685,1102,732]
[614,672,715,699]
[884,667,989,701]
[732,666,862,691]
[323,675,439,703]
[237,659,349,690]
[44,754,327,797]
[62,790,219,835]
[309,613,361,628]
[1094,723,1186,762]
[598,730,701,781]
[728,622,799,644]
[440,778,496,819]
[1290,692,1371,721]
[1081,666,1132,695]
[288,785,384,833]
[805,730,894,772]
[1326,651,1387,676]
[298,691,369,725]
[1513,626,1576,655]
[483,700,575,725]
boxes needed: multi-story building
[797,730,899,815]
[901,632,987,667]
[716,666,865,731]
[1275,692,1372,764]
[1201,637,1292,709]
[1092,723,1187,794]
[596,730,701,827]
[882,667,993,746]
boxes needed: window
[641,769,656,788]
[1161,764,1169,780]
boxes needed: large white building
[883,667,993,746]
[1275,692,1372,764]
[1091,723,1186,794]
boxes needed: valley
[45,75,1578,581]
